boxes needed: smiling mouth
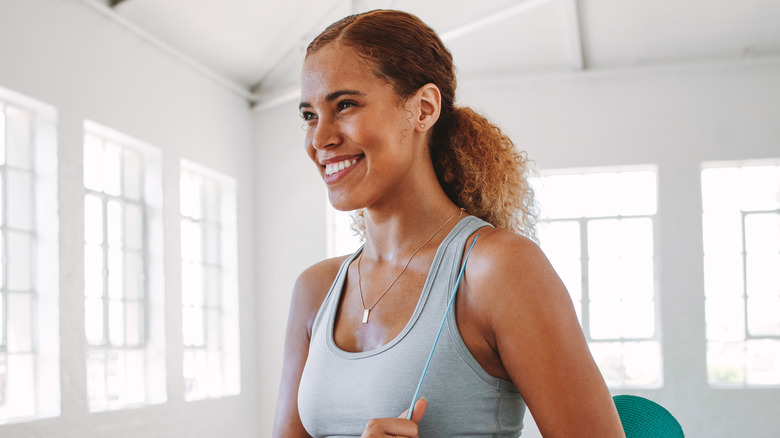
[324,158,359,176]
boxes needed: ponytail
[432,106,537,240]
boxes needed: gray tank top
[298,216,526,437]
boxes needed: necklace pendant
[362,308,370,324]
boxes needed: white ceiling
[89,0,780,106]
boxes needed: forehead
[301,43,390,101]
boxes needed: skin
[273,42,625,438]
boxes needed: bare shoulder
[291,255,351,336]
[466,227,552,287]
[462,226,571,328]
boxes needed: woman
[274,9,624,438]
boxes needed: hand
[360,398,428,437]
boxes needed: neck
[361,191,460,263]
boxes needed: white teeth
[325,158,358,176]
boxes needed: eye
[337,100,356,111]
[300,111,317,121]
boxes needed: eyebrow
[298,89,366,109]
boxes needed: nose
[310,117,340,151]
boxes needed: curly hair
[307,9,537,240]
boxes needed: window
[0,86,59,423]
[180,161,240,400]
[533,167,661,388]
[83,121,166,410]
[702,160,780,387]
[326,203,362,258]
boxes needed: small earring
[420,124,425,129]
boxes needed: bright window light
[180,161,240,401]
[0,86,59,424]
[533,166,662,388]
[83,121,166,411]
[702,160,780,387]
[326,203,362,258]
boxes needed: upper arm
[272,258,345,438]
[465,231,624,437]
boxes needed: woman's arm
[461,229,625,437]
[272,258,346,438]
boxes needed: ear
[414,83,441,133]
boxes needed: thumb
[398,397,428,424]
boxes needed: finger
[361,418,418,437]
[408,397,428,424]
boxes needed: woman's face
[300,43,420,212]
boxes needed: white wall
[254,60,780,436]
[0,0,257,436]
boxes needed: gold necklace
[357,208,463,324]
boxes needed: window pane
[7,231,31,291]
[7,293,33,352]
[623,341,661,386]
[85,298,105,346]
[538,220,581,303]
[107,200,123,248]
[0,296,4,347]
[103,143,122,196]
[205,266,221,307]
[207,351,224,397]
[184,349,208,400]
[7,354,35,417]
[589,342,623,387]
[747,297,780,336]
[125,350,146,403]
[737,166,780,211]
[125,301,142,346]
[7,170,32,230]
[205,224,220,264]
[87,353,107,406]
[124,251,143,300]
[181,220,202,262]
[536,174,586,219]
[84,135,105,192]
[84,244,105,299]
[703,254,743,299]
[707,341,744,385]
[745,213,780,255]
[124,203,143,250]
[590,300,622,339]
[180,174,202,219]
[106,351,124,403]
[746,253,780,297]
[123,149,142,201]
[5,105,32,169]
[107,248,124,300]
[207,309,221,348]
[705,298,745,342]
[84,195,104,244]
[204,180,219,222]
[0,108,6,164]
[746,340,780,385]
[182,262,204,306]
[183,307,205,346]
[109,300,125,346]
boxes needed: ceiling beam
[563,0,585,70]
[77,0,255,102]
[439,0,554,42]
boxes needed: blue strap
[407,234,481,420]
